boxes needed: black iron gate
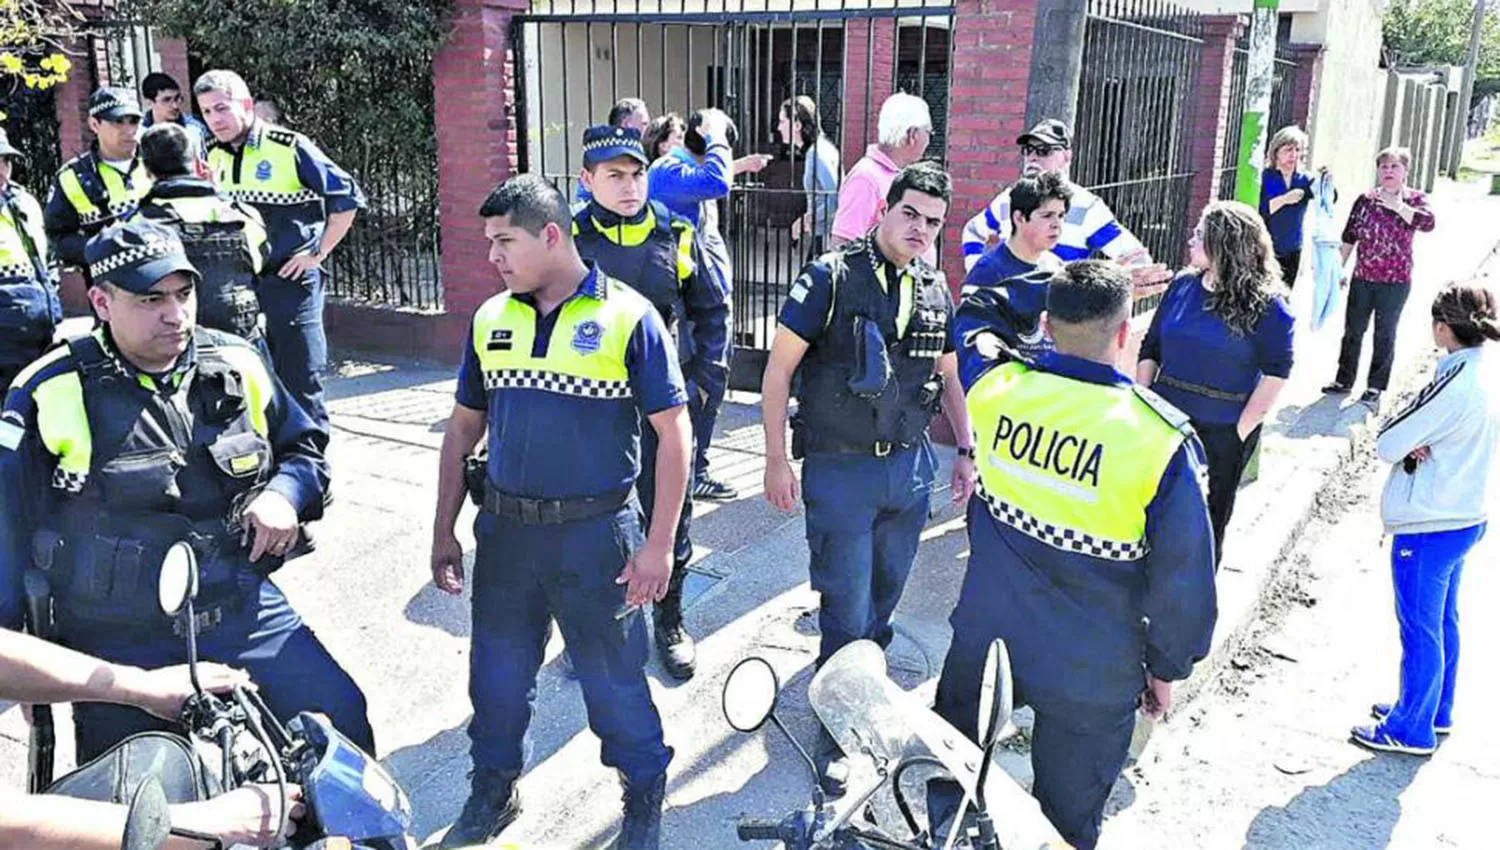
[1217,37,1300,201]
[1075,0,1204,286]
[511,0,953,391]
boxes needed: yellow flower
[0,53,23,74]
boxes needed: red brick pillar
[1184,15,1243,258]
[942,0,1037,285]
[841,18,897,170]
[55,36,93,159]
[433,0,530,322]
[1286,44,1323,131]
[156,36,191,92]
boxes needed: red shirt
[1341,188,1436,285]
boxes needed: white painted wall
[1293,0,1388,214]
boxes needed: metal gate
[1074,0,1204,283]
[1217,37,1301,201]
[511,0,954,391]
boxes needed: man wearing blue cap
[0,128,61,390]
[571,123,726,681]
[0,218,373,764]
[44,87,152,272]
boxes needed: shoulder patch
[265,128,299,147]
[0,411,24,450]
[9,344,75,394]
[1132,383,1193,436]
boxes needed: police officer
[930,261,1217,850]
[431,175,689,850]
[134,122,270,346]
[572,124,727,680]
[44,87,151,272]
[0,219,373,764]
[194,70,364,432]
[0,129,61,390]
[761,160,977,795]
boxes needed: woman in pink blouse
[1323,146,1436,411]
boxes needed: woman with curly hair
[1138,201,1296,565]
[1352,282,1500,756]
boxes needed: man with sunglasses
[960,120,1155,276]
[44,88,152,275]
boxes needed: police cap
[89,86,144,122]
[85,219,199,294]
[582,124,649,169]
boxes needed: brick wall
[156,37,191,94]
[1287,44,1323,131]
[840,18,896,170]
[1184,16,1243,248]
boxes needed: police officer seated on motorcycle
[0,218,374,766]
[572,122,729,681]
[930,260,1217,850]
[761,160,977,797]
[0,627,302,849]
[135,121,270,348]
[1,127,61,392]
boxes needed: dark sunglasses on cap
[1021,142,1065,157]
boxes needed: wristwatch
[956,446,977,460]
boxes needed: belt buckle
[519,499,542,525]
[873,441,893,458]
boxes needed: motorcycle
[722,640,1071,850]
[117,540,418,850]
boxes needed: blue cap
[582,124,648,168]
[85,220,199,294]
[89,87,144,122]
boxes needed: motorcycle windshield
[808,641,1071,850]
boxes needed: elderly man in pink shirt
[831,93,936,263]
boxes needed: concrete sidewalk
[3,179,1498,849]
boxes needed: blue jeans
[802,440,936,666]
[467,505,672,782]
[64,580,373,763]
[1383,523,1487,747]
[257,268,329,432]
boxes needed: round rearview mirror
[977,638,1014,748]
[157,542,199,617]
[122,777,171,850]
[722,656,781,733]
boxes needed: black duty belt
[482,487,634,525]
[1155,373,1250,403]
[806,436,912,458]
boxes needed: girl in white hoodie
[1352,282,1500,756]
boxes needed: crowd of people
[0,75,1496,850]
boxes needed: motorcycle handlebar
[735,818,788,841]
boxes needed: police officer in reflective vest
[930,261,1217,850]
[572,124,728,681]
[0,219,373,764]
[0,129,61,390]
[44,87,152,272]
[761,161,977,795]
[431,175,689,850]
[134,122,269,346]
[195,70,364,432]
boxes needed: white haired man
[829,93,934,263]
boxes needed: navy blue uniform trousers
[467,504,672,783]
[638,412,693,580]
[801,440,936,666]
[63,580,373,764]
[257,269,329,432]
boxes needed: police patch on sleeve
[789,274,813,304]
[0,411,24,451]
[571,320,604,355]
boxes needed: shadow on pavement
[1268,394,1373,441]
[1240,754,1423,850]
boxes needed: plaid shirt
[1341,188,1437,285]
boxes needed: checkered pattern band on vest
[76,199,139,227]
[976,483,1149,562]
[483,369,633,399]
[88,235,176,279]
[0,261,35,279]
[52,467,86,494]
[226,188,322,206]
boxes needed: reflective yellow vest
[207,124,319,207]
[966,361,1188,561]
[0,186,48,283]
[54,155,151,228]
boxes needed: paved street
[2,178,1498,849]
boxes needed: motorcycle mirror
[158,542,199,617]
[722,656,781,733]
[977,638,1014,750]
[122,777,172,850]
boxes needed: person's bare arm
[1136,359,1159,388]
[431,405,487,595]
[1237,376,1287,441]
[0,785,303,850]
[762,328,811,513]
[936,353,976,507]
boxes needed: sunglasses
[1022,143,1065,157]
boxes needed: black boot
[439,768,521,849]
[814,726,849,799]
[611,771,667,850]
[653,569,696,681]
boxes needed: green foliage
[0,0,81,91]
[1384,0,1500,98]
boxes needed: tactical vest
[55,152,151,232]
[38,329,275,631]
[572,202,692,360]
[0,186,58,355]
[797,241,951,448]
[208,124,319,210]
[966,361,1189,561]
[138,193,264,340]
